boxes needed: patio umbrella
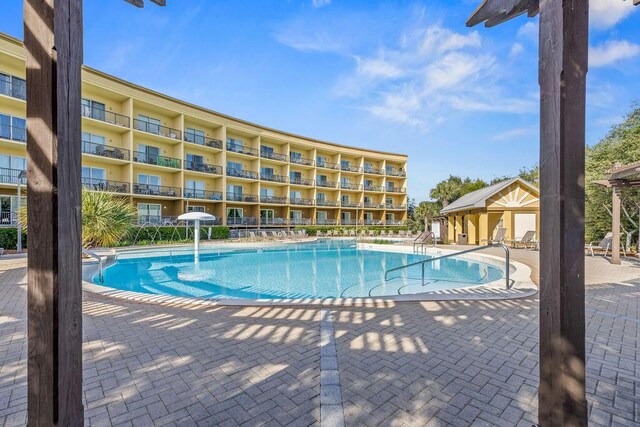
[177,212,216,256]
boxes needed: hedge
[294,225,408,237]
[0,228,27,250]
[115,226,229,247]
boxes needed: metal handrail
[83,249,104,284]
[412,231,432,253]
[385,243,512,290]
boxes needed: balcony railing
[137,215,184,226]
[0,211,18,226]
[316,199,340,207]
[290,198,315,206]
[290,177,313,186]
[227,142,259,156]
[184,131,223,149]
[341,183,363,191]
[184,189,223,201]
[82,105,130,127]
[364,185,383,192]
[386,168,406,177]
[0,168,26,185]
[134,151,181,169]
[227,168,259,180]
[226,193,259,203]
[364,202,385,209]
[0,124,26,143]
[260,217,289,226]
[341,202,363,208]
[316,219,338,225]
[133,183,181,197]
[290,156,315,167]
[316,180,338,189]
[386,187,406,193]
[0,77,26,100]
[364,167,384,175]
[316,160,340,170]
[341,219,362,226]
[365,219,384,225]
[82,178,129,193]
[386,204,407,210]
[341,165,363,173]
[227,217,258,226]
[289,218,313,225]
[184,160,223,175]
[260,173,288,183]
[261,150,289,162]
[386,220,404,226]
[260,196,288,204]
[134,119,181,140]
[82,140,130,161]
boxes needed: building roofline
[440,177,539,214]
[0,32,407,159]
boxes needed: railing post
[421,263,425,285]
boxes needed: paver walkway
[1,253,639,426]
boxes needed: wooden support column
[538,0,589,425]
[24,0,84,425]
[612,187,621,265]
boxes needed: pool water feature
[96,240,505,300]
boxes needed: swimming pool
[95,240,505,300]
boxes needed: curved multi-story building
[0,32,407,228]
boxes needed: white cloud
[590,40,640,67]
[491,127,535,142]
[312,0,331,8]
[510,43,524,58]
[590,0,638,29]
[517,22,538,41]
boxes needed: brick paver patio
[1,252,639,426]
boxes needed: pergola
[594,161,640,265]
[24,0,638,426]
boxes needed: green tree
[429,176,488,207]
[407,201,441,233]
[518,164,540,187]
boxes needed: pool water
[97,240,504,299]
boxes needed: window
[227,161,242,171]
[364,212,373,221]
[137,203,162,224]
[316,156,327,167]
[341,177,351,186]
[187,206,205,213]
[138,174,161,187]
[364,163,373,172]
[0,114,26,142]
[260,145,273,155]
[227,137,244,151]
[341,212,351,222]
[290,151,302,161]
[185,180,205,198]
[316,193,326,202]
[185,128,205,144]
[317,175,327,183]
[260,209,274,224]
[82,167,105,183]
[290,210,302,220]
[137,144,160,163]
[81,132,106,154]
[0,73,26,99]
[364,179,373,187]
[290,190,302,200]
[341,195,350,204]
[227,208,244,223]
[227,184,243,197]
[137,114,161,134]
[317,211,327,221]
[290,171,302,180]
[82,99,106,121]
[261,167,274,177]
[386,213,395,222]
[385,198,393,206]
[260,188,274,197]
[0,155,26,184]
[341,160,350,169]
[364,196,372,203]
[386,182,395,190]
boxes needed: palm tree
[19,190,136,248]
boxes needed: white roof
[440,178,539,214]
[177,212,216,221]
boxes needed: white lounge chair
[260,231,269,240]
[586,232,626,257]
[481,227,507,245]
[506,230,537,250]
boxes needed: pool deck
[1,248,640,426]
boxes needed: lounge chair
[399,230,406,237]
[249,231,257,241]
[388,230,395,237]
[297,230,307,238]
[586,232,626,257]
[269,231,279,239]
[349,230,356,237]
[506,230,537,250]
[380,230,387,237]
[359,230,366,237]
[260,231,269,240]
[481,227,507,245]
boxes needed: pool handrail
[83,249,104,284]
[413,231,435,254]
[385,243,512,290]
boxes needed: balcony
[364,166,384,175]
[341,219,362,226]
[386,168,406,177]
[316,160,340,170]
[260,196,288,204]
[227,217,258,226]
[226,142,259,157]
[184,189,223,201]
[0,211,18,226]
[133,183,181,197]
[260,217,289,226]
[82,178,129,193]
[82,140,130,161]
[226,193,258,203]
[82,105,130,128]
[290,198,314,206]
[261,150,288,162]
[184,131,223,149]
[364,219,384,225]
[316,180,338,189]
[341,182,363,191]
[386,204,407,210]
[227,168,259,180]
[0,168,26,185]
[134,151,181,169]
[134,119,181,140]
[0,124,26,143]
[316,219,337,225]
[184,160,223,175]
[290,177,314,186]
[290,156,315,167]
[341,165,363,173]
[341,202,363,208]
[364,202,385,209]
[364,184,383,192]
[136,215,183,226]
[0,77,26,100]
[386,220,404,226]
[260,173,288,184]
[386,187,406,194]
[316,199,340,207]
[290,218,313,226]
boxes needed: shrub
[116,225,229,247]
[294,225,408,237]
[0,228,27,250]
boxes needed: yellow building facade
[0,33,408,228]
[442,178,540,245]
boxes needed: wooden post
[612,187,621,265]
[24,0,84,425]
[538,0,589,425]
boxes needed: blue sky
[2,1,639,201]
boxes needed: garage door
[514,213,536,240]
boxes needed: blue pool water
[97,240,504,299]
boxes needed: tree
[518,164,540,187]
[429,176,488,207]
[406,201,441,233]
